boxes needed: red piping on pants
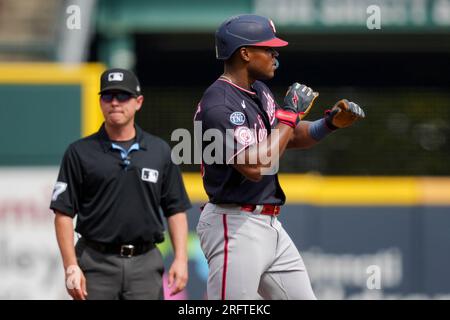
[221,214,229,300]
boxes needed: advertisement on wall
[1,168,449,299]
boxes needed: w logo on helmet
[269,19,276,33]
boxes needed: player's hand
[168,258,188,296]
[276,83,319,128]
[283,83,319,117]
[325,99,365,129]
[65,265,88,300]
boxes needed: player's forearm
[270,122,295,157]
[287,121,320,149]
[248,122,292,163]
[233,123,293,181]
[167,212,189,262]
[54,212,77,269]
[245,123,293,164]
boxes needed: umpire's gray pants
[196,203,316,300]
[75,238,164,300]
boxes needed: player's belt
[82,238,155,257]
[240,204,281,216]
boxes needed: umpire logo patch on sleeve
[141,168,159,183]
[52,182,67,201]
[230,112,245,125]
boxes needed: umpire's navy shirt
[194,77,286,205]
[50,124,191,244]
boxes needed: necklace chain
[220,75,233,83]
[219,75,255,93]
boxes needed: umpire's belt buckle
[120,244,135,257]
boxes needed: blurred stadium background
[0,0,449,299]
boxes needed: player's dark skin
[223,46,319,181]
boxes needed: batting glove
[325,99,365,130]
[276,83,319,128]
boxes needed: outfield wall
[1,169,449,299]
[0,63,105,165]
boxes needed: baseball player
[194,14,365,300]
[50,68,191,300]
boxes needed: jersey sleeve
[199,105,257,165]
[160,146,192,217]
[263,86,282,129]
[49,145,83,217]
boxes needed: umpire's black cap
[99,68,142,96]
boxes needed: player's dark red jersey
[194,77,286,205]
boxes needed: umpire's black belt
[83,238,155,257]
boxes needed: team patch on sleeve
[234,126,256,146]
[230,112,246,125]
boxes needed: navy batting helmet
[215,14,288,60]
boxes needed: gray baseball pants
[75,238,164,300]
[196,203,316,300]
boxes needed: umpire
[50,68,191,300]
